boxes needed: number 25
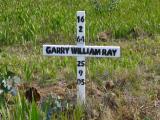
[77,61,85,67]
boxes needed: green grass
[0,0,160,45]
[0,38,159,83]
[0,93,85,120]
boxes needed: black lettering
[112,49,117,56]
[65,47,70,54]
[77,79,85,85]
[107,49,113,56]
[71,47,78,54]
[77,36,84,42]
[77,61,85,67]
[46,47,71,55]
[94,49,101,55]
[61,47,65,54]
[86,48,90,54]
[102,49,107,55]
[93,49,97,55]
[82,48,86,54]
[46,47,52,54]
[78,48,82,54]
[56,47,61,54]
[52,47,57,53]
[79,70,83,76]
[89,48,94,55]
[77,16,84,23]
[79,26,83,32]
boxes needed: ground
[0,37,160,119]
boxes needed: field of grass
[0,0,160,120]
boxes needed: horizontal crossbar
[43,45,120,57]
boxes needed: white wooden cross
[43,11,120,104]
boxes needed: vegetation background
[0,0,160,120]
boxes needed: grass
[0,92,85,120]
[0,0,160,119]
[0,0,160,45]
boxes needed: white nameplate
[43,45,120,57]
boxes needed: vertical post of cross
[77,11,85,104]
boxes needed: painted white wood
[43,45,120,57]
[77,11,85,103]
[42,11,121,104]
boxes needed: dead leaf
[25,87,40,102]
[105,81,114,90]
[97,31,112,41]
[103,92,119,112]
[67,82,76,89]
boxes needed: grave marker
[43,11,120,104]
